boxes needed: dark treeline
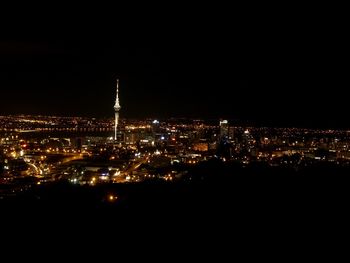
[2,159,349,215]
[1,159,348,252]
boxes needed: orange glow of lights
[109,195,118,201]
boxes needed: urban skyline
[2,79,347,188]
[1,40,349,237]
[0,38,348,129]
[1,11,347,251]
[2,112,350,200]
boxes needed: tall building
[219,120,229,140]
[114,79,121,141]
[152,119,161,134]
[242,129,255,148]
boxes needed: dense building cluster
[1,115,350,198]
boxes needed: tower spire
[115,79,120,110]
[114,78,121,141]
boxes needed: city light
[2,114,350,200]
[107,194,118,202]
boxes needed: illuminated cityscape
[1,112,350,199]
[1,65,350,226]
[0,36,348,241]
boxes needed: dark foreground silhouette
[2,160,349,219]
[1,160,349,258]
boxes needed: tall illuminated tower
[114,79,121,141]
[219,120,229,140]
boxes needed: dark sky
[0,20,348,128]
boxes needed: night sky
[0,22,348,128]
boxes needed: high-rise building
[114,79,121,141]
[219,120,229,140]
[242,129,255,148]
